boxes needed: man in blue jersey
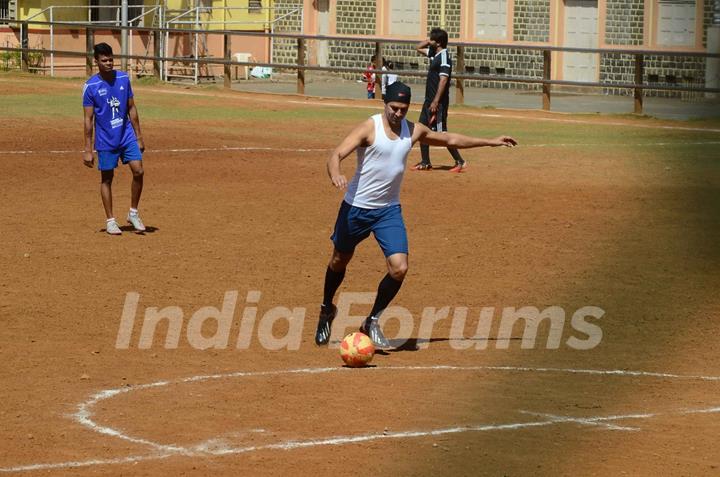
[315,82,517,349]
[83,43,146,235]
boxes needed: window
[390,0,421,36]
[249,0,262,12]
[0,0,11,21]
[475,0,508,40]
[657,0,696,46]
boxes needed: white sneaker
[127,213,146,232]
[106,219,122,235]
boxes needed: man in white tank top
[315,82,517,348]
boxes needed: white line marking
[0,146,329,155]
[206,419,562,455]
[0,419,569,472]
[519,411,641,431]
[681,406,720,414]
[73,384,186,453]
[474,365,720,381]
[2,365,719,473]
[0,141,718,157]
[0,454,176,473]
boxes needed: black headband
[384,82,411,104]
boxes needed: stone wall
[270,1,304,65]
[643,54,707,98]
[328,39,378,81]
[335,0,376,35]
[456,0,550,90]
[600,0,709,97]
[703,0,713,47]
[271,0,713,98]
[605,0,644,46]
[600,52,707,98]
[513,0,551,42]
[327,0,377,80]
[426,0,461,38]
[600,0,644,95]
[462,46,543,90]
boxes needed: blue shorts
[97,142,143,171]
[331,201,408,257]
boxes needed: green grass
[0,82,367,124]
[2,72,719,156]
[449,124,714,150]
[0,94,80,119]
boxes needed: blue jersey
[82,71,137,151]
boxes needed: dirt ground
[1,75,720,476]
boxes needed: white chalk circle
[2,365,720,473]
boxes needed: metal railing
[15,4,301,82]
[129,6,164,79]
[2,18,719,114]
[22,5,140,76]
[164,6,302,84]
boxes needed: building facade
[2,0,718,95]
[278,0,718,95]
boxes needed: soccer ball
[340,332,375,367]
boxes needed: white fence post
[194,7,199,84]
[49,7,54,77]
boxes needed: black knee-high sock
[369,273,404,319]
[420,143,431,164]
[448,147,464,163]
[323,267,345,307]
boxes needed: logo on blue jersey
[107,96,123,128]
[107,96,120,118]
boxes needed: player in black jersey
[413,28,467,173]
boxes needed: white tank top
[344,114,412,209]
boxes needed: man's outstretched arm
[412,121,517,149]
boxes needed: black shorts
[419,101,449,132]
